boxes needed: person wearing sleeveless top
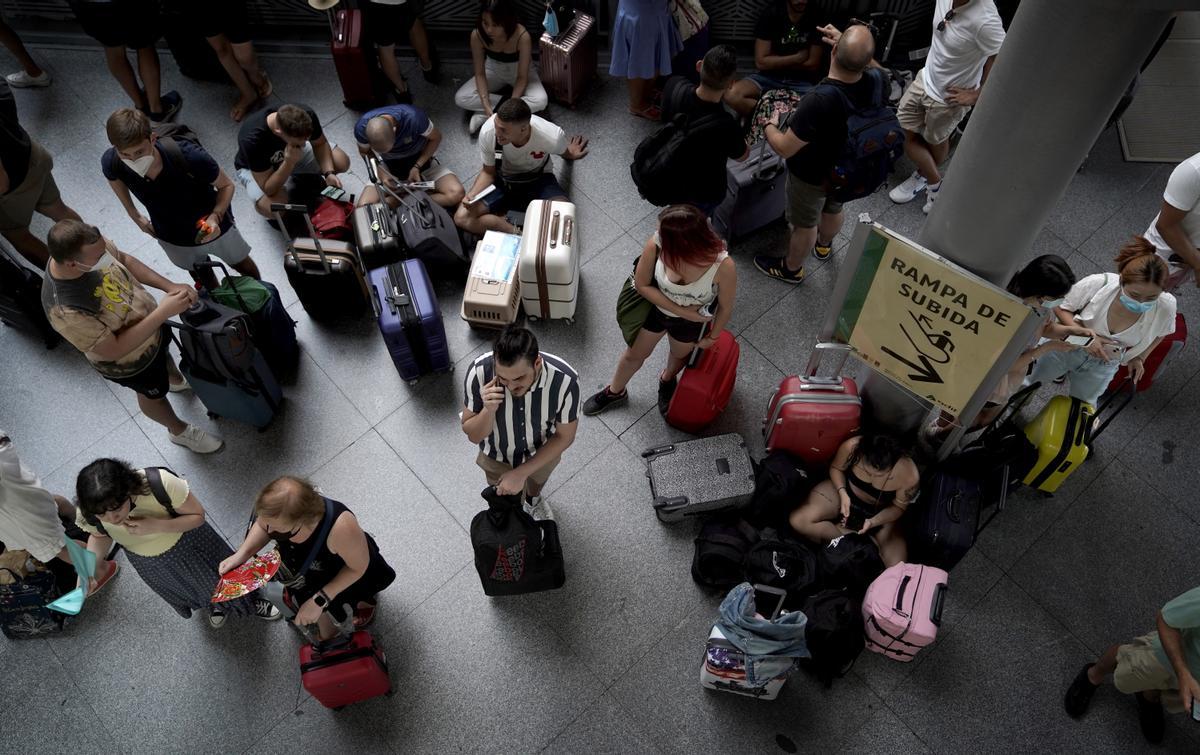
[221,476,396,641]
[788,432,920,567]
[454,0,549,135]
[583,204,737,417]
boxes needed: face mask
[121,154,155,177]
[77,251,115,273]
[1039,298,1064,310]
[1119,293,1156,314]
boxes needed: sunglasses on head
[937,9,956,32]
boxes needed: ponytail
[1114,236,1168,288]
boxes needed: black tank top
[847,468,898,508]
[484,30,525,63]
[272,499,386,596]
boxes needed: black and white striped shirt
[463,351,580,466]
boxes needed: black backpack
[953,382,1041,481]
[742,530,821,608]
[86,466,179,537]
[470,487,565,596]
[744,451,814,530]
[691,516,758,590]
[800,587,864,687]
[630,82,728,206]
[819,533,884,597]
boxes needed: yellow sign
[835,225,1036,414]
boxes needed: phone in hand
[844,508,866,532]
[752,584,787,620]
[1065,334,1093,347]
[1192,698,1200,722]
[320,185,348,202]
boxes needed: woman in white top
[583,204,737,416]
[1027,237,1178,406]
[454,0,549,135]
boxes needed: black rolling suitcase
[272,202,370,322]
[0,246,60,348]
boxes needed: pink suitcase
[862,562,948,662]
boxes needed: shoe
[169,424,223,454]
[754,254,805,284]
[1053,375,1066,385]
[922,183,940,214]
[208,609,226,629]
[353,602,377,629]
[1135,692,1165,743]
[421,64,442,84]
[524,494,555,521]
[1063,664,1099,718]
[889,171,927,204]
[394,88,413,105]
[657,376,677,416]
[582,386,628,416]
[89,560,119,596]
[168,377,190,393]
[6,70,51,88]
[254,598,282,621]
[812,242,833,261]
[469,113,487,135]
[148,90,183,123]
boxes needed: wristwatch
[313,590,331,609]
[322,170,335,177]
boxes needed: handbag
[615,254,654,346]
[669,0,708,42]
[309,198,355,241]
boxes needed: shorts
[158,225,252,271]
[105,332,171,399]
[785,171,842,229]
[745,73,814,97]
[475,450,560,489]
[1114,633,1185,713]
[187,0,252,44]
[381,155,454,185]
[896,70,971,145]
[1024,345,1120,407]
[483,173,567,215]
[363,1,423,46]
[1164,253,1195,291]
[642,306,705,343]
[69,0,161,49]
[236,141,334,204]
[0,142,62,233]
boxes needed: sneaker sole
[889,190,924,204]
[582,396,627,416]
[169,436,224,454]
[754,261,806,283]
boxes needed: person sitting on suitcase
[1026,237,1178,408]
[454,98,589,236]
[1064,584,1200,745]
[221,476,397,641]
[102,108,262,290]
[788,431,919,567]
[583,204,736,417]
[41,220,223,455]
[355,104,465,210]
[461,325,579,521]
[234,103,351,220]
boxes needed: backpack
[0,551,64,639]
[822,68,905,203]
[819,533,884,597]
[174,297,258,385]
[470,487,565,596]
[799,587,864,687]
[630,82,729,206]
[87,466,179,538]
[744,451,814,530]
[691,516,759,589]
[742,530,821,608]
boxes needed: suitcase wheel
[332,705,346,712]
[565,318,574,325]
[407,379,418,387]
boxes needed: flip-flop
[89,560,119,596]
[256,76,273,101]
[628,105,661,121]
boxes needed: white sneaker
[889,171,927,204]
[169,424,223,454]
[168,377,190,393]
[523,495,555,521]
[6,70,51,88]
[469,113,487,135]
[923,183,940,214]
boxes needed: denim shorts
[483,173,567,215]
[1024,344,1120,406]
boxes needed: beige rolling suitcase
[461,230,522,329]
[519,200,579,322]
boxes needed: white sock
[928,181,942,192]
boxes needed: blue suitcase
[179,350,283,430]
[369,259,451,383]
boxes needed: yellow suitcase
[1021,395,1094,493]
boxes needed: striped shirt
[463,351,580,466]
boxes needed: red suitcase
[666,330,739,433]
[300,630,392,709]
[763,344,862,466]
[539,13,597,107]
[1105,312,1186,393]
[330,9,382,110]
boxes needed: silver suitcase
[643,433,756,523]
[711,141,787,241]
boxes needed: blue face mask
[1119,293,1156,314]
[1040,298,1064,310]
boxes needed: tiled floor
[1,43,1199,755]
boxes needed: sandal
[256,75,273,101]
[353,602,377,629]
[628,104,661,121]
[89,560,119,596]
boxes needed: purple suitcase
[369,259,451,384]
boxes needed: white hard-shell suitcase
[518,199,579,322]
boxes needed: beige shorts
[0,141,62,232]
[896,70,971,146]
[1113,633,1184,713]
[475,450,560,489]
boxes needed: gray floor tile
[1117,371,1200,522]
[542,692,662,755]
[1075,165,1171,268]
[740,260,841,377]
[841,707,931,755]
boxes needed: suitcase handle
[894,574,911,614]
[193,260,254,313]
[562,216,573,246]
[642,444,676,459]
[549,210,560,248]
[931,582,947,626]
[805,342,853,381]
[270,202,333,274]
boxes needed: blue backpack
[821,69,905,203]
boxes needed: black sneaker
[657,376,677,416]
[1135,692,1165,744]
[753,254,805,284]
[254,598,282,621]
[147,90,182,123]
[812,242,833,261]
[1063,664,1099,718]
[582,386,628,416]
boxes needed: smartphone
[1065,334,1093,347]
[752,584,787,620]
[1192,698,1200,722]
[320,185,348,202]
[844,508,866,532]
[463,184,497,206]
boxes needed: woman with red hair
[583,204,737,416]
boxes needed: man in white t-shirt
[1144,150,1200,290]
[454,98,589,235]
[889,0,1005,214]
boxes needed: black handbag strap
[296,498,336,580]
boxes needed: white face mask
[77,251,115,273]
[121,154,155,177]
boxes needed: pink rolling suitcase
[763,343,861,466]
[862,562,948,662]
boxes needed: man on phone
[1064,585,1200,744]
[234,103,350,219]
[460,325,580,521]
